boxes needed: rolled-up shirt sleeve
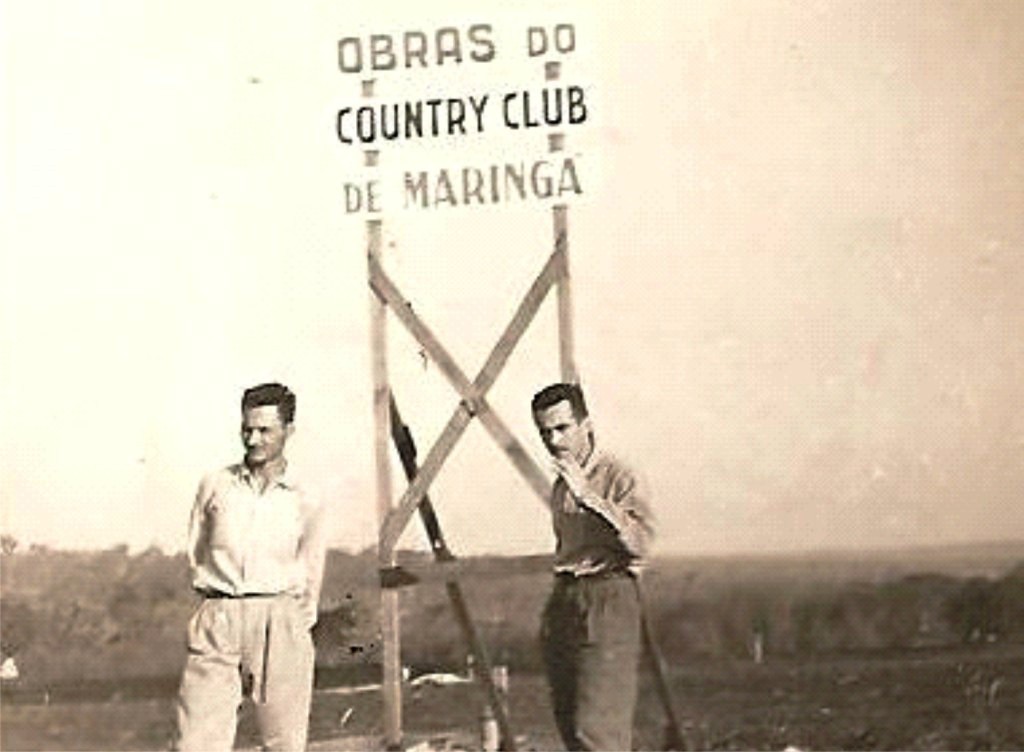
[590,465,655,558]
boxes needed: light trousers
[174,594,315,752]
[541,573,641,751]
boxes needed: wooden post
[554,205,575,384]
[370,218,402,750]
[546,62,577,385]
[364,77,403,751]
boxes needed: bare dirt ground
[3,645,1023,750]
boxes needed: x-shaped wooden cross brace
[370,237,568,561]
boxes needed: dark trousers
[541,573,641,751]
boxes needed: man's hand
[298,594,318,631]
[553,456,592,506]
[555,455,619,525]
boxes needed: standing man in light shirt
[174,383,326,752]
[531,383,655,751]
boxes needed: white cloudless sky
[3,0,1023,556]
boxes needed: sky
[2,0,1023,557]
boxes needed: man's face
[533,399,592,465]
[241,405,292,468]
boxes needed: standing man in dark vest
[531,383,655,750]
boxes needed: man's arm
[186,475,215,573]
[555,457,655,557]
[298,495,328,629]
[582,470,654,557]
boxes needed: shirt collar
[233,461,296,490]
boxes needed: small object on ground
[409,672,472,688]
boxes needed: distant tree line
[645,566,1024,662]
[2,544,1023,689]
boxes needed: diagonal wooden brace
[389,393,517,750]
[372,251,564,558]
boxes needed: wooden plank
[369,256,476,397]
[374,256,559,553]
[389,394,454,562]
[390,395,517,750]
[367,214,403,751]
[368,225,391,539]
[380,396,551,555]
[379,404,474,556]
[382,554,555,587]
[472,250,562,394]
[370,249,560,403]
[380,398,551,554]
[474,405,553,505]
[368,224,392,555]
[466,249,562,504]
[553,206,577,384]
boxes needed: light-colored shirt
[551,448,655,577]
[187,463,326,624]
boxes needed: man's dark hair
[242,382,296,424]
[531,382,589,420]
